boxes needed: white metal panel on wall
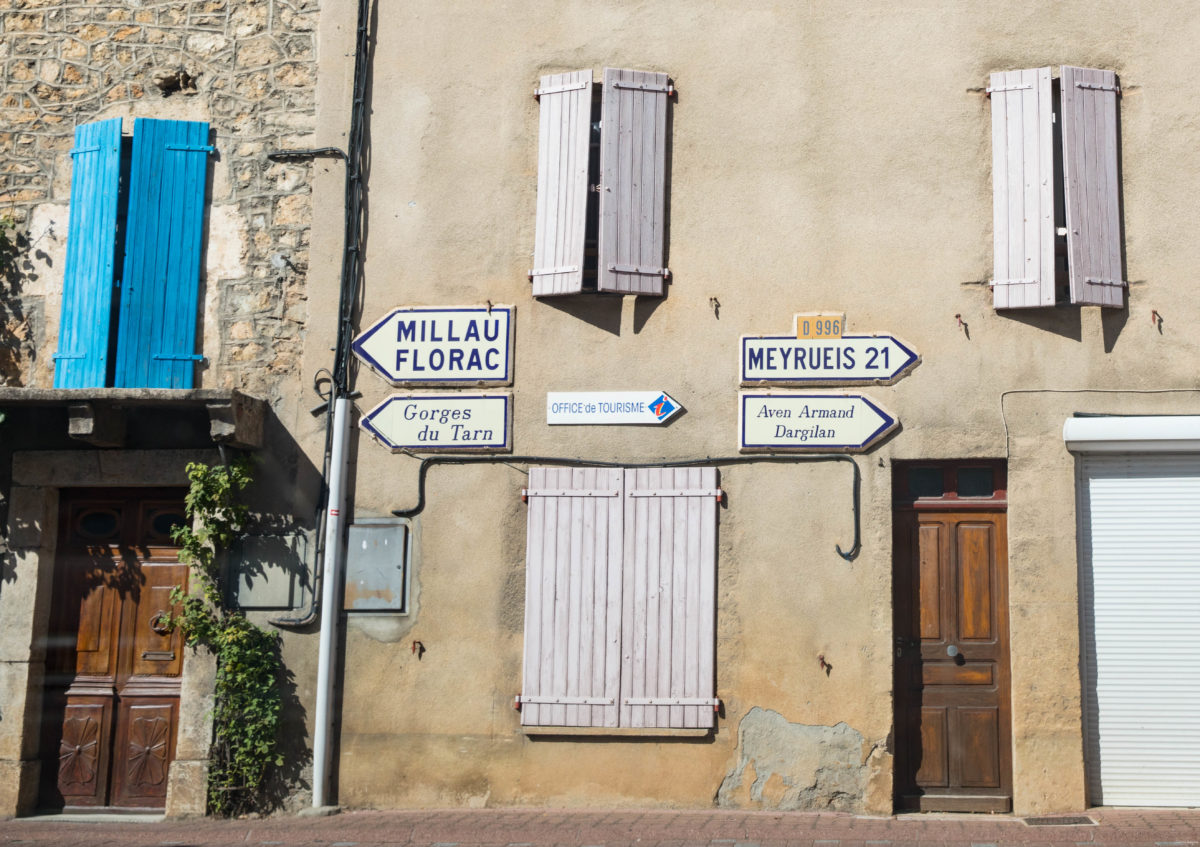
[1078,453,1200,806]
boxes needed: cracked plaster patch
[717,707,878,812]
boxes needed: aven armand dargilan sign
[352,306,515,386]
[738,392,897,452]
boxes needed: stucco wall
[308,0,1200,817]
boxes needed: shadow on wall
[716,707,880,813]
[262,651,311,812]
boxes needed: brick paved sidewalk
[2,807,1199,847]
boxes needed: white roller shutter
[1078,453,1200,806]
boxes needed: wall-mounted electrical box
[344,518,410,612]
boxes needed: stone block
[175,646,216,761]
[0,661,44,759]
[0,549,55,663]
[0,758,40,818]
[165,759,209,818]
[6,485,54,550]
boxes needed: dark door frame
[891,460,1013,813]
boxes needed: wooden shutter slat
[114,119,209,388]
[1061,66,1124,307]
[599,68,668,296]
[990,67,1054,309]
[620,467,717,729]
[55,119,123,388]
[521,467,622,728]
[532,70,591,297]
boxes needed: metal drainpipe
[310,0,371,808]
[311,396,352,808]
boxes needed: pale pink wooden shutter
[620,467,718,729]
[989,67,1055,309]
[598,68,670,296]
[531,71,592,297]
[521,467,623,727]
[1060,66,1124,308]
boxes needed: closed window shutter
[54,118,123,388]
[620,467,717,729]
[1060,66,1124,308]
[521,467,624,728]
[531,70,592,297]
[114,119,211,388]
[989,67,1055,309]
[599,68,670,297]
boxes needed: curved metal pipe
[390,453,861,561]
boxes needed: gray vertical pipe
[311,397,352,808]
[310,0,371,808]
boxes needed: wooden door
[893,466,1012,812]
[40,489,188,811]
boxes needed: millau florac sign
[352,305,514,386]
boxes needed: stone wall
[0,0,319,396]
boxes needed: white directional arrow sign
[547,391,682,425]
[739,392,898,452]
[740,334,919,386]
[352,305,514,387]
[360,394,512,452]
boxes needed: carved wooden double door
[40,489,188,811]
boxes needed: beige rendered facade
[3,0,1200,820]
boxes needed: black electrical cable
[391,454,861,561]
[268,0,372,628]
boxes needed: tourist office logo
[547,391,683,425]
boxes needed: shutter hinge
[152,353,205,361]
[608,264,671,279]
[990,278,1038,287]
[534,80,591,99]
[623,697,720,707]
[69,145,101,157]
[628,488,723,501]
[522,488,620,500]
[1084,277,1127,288]
[165,144,215,154]
[612,81,674,96]
[985,83,1032,95]
[528,265,580,279]
[51,351,86,360]
[1076,81,1120,94]
[517,695,615,706]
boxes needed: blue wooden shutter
[54,119,123,388]
[114,119,211,388]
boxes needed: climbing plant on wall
[170,458,284,817]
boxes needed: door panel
[110,699,177,807]
[41,489,186,811]
[894,505,1012,812]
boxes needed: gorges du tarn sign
[352,306,514,386]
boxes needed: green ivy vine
[169,459,284,817]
